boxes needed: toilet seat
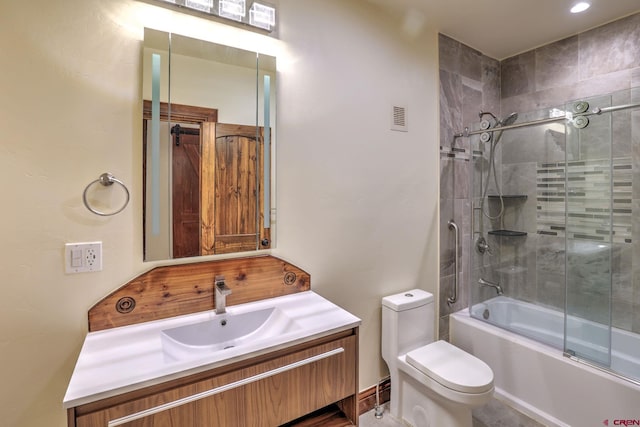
[406,340,493,394]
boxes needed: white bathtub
[450,297,640,427]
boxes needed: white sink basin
[161,307,301,359]
[64,291,362,408]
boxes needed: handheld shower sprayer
[478,111,519,221]
[499,112,518,127]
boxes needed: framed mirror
[142,28,275,261]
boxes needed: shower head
[490,112,518,145]
[498,112,518,127]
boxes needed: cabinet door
[76,380,246,426]
[194,387,245,426]
[243,336,356,426]
[74,334,356,427]
[76,387,197,427]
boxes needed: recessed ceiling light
[570,2,591,13]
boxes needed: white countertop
[63,291,361,408]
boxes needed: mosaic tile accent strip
[472,150,484,159]
[440,145,470,161]
[536,157,632,244]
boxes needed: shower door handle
[448,219,459,305]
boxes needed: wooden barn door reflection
[201,123,270,255]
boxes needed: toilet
[381,289,494,427]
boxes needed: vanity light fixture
[185,0,214,13]
[249,2,276,31]
[570,2,590,13]
[153,0,275,31]
[219,0,246,21]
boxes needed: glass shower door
[563,94,613,367]
[469,105,568,349]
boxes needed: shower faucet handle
[476,236,493,255]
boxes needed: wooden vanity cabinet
[68,329,358,427]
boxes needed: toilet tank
[382,289,435,360]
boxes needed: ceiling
[366,0,640,60]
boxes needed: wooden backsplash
[88,255,310,332]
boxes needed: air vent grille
[391,105,408,132]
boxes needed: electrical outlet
[65,242,102,274]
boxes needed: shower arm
[454,101,640,139]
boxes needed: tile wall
[439,12,640,336]
[498,12,640,332]
[438,34,500,340]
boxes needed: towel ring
[83,173,130,216]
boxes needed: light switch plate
[65,242,103,274]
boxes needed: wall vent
[391,105,408,132]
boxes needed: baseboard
[357,378,391,415]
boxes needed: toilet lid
[406,340,493,394]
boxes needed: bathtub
[450,297,640,427]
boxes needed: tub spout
[479,278,503,295]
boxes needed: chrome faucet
[478,278,504,295]
[214,275,232,314]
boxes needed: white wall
[141,49,270,126]
[0,1,439,425]
[275,0,440,389]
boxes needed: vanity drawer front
[74,334,356,427]
[244,335,356,425]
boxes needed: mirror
[142,29,275,261]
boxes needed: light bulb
[570,2,590,13]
